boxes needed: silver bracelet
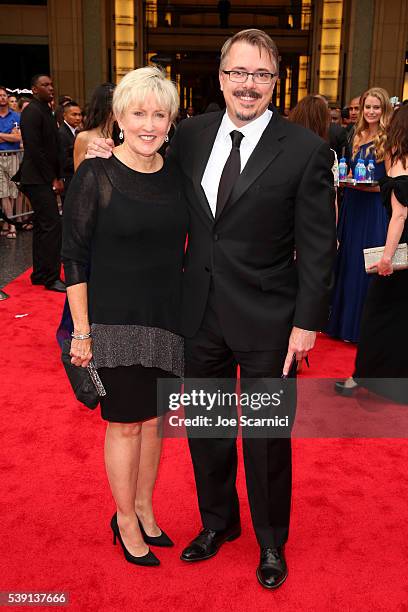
[71,331,92,340]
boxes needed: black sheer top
[380,175,408,243]
[62,155,188,375]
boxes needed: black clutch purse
[61,339,106,409]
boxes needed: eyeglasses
[222,70,277,84]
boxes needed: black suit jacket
[19,98,60,185]
[328,123,349,162]
[58,122,75,180]
[169,110,336,350]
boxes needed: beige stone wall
[343,0,375,102]
[47,0,85,105]
[2,0,407,104]
[0,4,47,39]
[344,0,408,102]
[369,0,408,98]
[82,0,109,99]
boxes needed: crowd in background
[0,77,406,324]
[1,25,407,588]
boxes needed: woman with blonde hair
[62,66,188,566]
[327,87,392,342]
[335,104,408,401]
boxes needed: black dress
[354,175,408,403]
[62,155,188,422]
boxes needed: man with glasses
[170,28,335,589]
[88,28,336,589]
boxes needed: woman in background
[326,87,392,343]
[288,94,339,204]
[288,95,338,371]
[335,105,408,402]
[17,97,31,113]
[74,82,117,170]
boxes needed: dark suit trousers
[24,184,62,286]
[184,282,295,548]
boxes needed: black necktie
[215,130,244,219]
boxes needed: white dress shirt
[201,108,272,217]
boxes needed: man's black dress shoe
[45,279,66,293]
[180,524,241,562]
[256,546,288,589]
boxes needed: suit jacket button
[213,233,219,241]
[205,266,210,272]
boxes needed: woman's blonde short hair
[113,66,179,122]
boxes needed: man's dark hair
[0,85,8,94]
[63,101,81,111]
[58,95,72,105]
[31,74,51,88]
[341,106,350,120]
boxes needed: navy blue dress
[326,143,388,342]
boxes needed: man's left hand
[282,326,316,376]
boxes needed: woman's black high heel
[137,516,174,547]
[110,513,160,566]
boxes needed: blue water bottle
[338,158,347,180]
[354,158,367,182]
[366,159,375,182]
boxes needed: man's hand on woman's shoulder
[86,137,115,159]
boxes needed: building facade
[0,0,407,110]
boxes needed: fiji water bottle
[367,159,375,182]
[354,158,367,182]
[338,158,347,180]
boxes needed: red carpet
[1,270,408,611]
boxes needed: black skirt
[98,364,179,423]
[354,268,408,404]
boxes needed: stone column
[369,0,408,98]
[343,0,375,102]
[135,0,144,68]
[309,0,324,95]
[47,0,85,104]
[344,0,408,102]
[82,0,110,100]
